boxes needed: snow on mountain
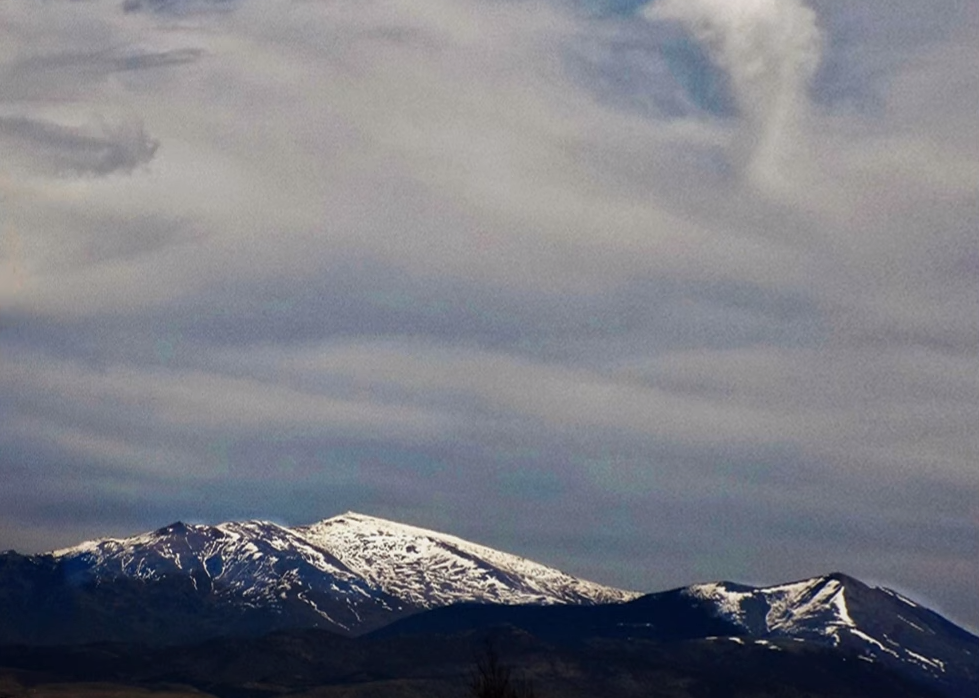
[52,519,397,631]
[54,520,354,593]
[298,512,639,607]
[47,512,637,633]
[684,572,977,686]
[686,574,856,639]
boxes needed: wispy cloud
[0,115,158,176]
[1,0,976,629]
[647,0,821,184]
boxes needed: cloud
[646,0,821,185]
[0,0,977,630]
[0,115,158,177]
[113,48,205,71]
[122,0,236,14]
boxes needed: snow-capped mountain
[14,511,635,640]
[51,518,403,633]
[684,573,978,697]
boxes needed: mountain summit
[296,512,635,607]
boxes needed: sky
[0,0,977,631]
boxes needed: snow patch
[685,582,755,628]
[905,649,946,673]
[897,615,928,633]
[848,628,901,659]
[880,587,919,608]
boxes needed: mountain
[0,512,636,643]
[685,574,977,684]
[374,573,979,698]
[0,514,976,697]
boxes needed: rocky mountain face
[683,573,976,692]
[0,511,636,642]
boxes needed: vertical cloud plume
[647,0,821,185]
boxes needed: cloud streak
[0,115,158,177]
[0,0,977,630]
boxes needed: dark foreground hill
[0,624,953,698]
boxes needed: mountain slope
[298,512,637,607]
[684,573,978,698]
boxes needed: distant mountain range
[0,512,976,698]
[0,512,635,643]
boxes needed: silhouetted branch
[469,638,535,698]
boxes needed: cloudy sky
[1,0,977,630]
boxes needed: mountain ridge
[1,513,976,698]
[2,511,636,642]
[51,511,640,608]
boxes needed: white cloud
[646,0,821,186]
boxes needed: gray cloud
[8,47,205,77]
[0,116,158,176]
[0,0,976,633]
[113,48,206,71]
[122,0,236,14]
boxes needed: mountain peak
[337,510,372,519]
[318,511,468,539]
[155,521,189,535]
[821,571,861,586]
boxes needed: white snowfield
[52,512,639,627]
[685,575,949,675]
[298,513,640,607]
